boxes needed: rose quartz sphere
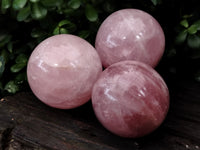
[92,61,169,138]
[27,34,102,109]
[95,9,165,68]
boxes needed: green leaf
[62,8,74,16]
[10,63,26,73]
[151,0,162,5]
[0,56,5,77]
[58,20,76,32]
[78,30,90,39]
[4,80,19,94]
[151,0,158,5]
[15,54,28,64]
[31,3,47,20]
[68,0,81,9]
[175,30,188,44]
[31,28,46,38]
[0,34,12,48]
[30,0,40,3]
[58,20,70,27]
[41,0,63,7]
[180,19,189,28]
[85,4,98,22]
[1,0,11,10]
[53,27,60,35]
[183,14,193,19]
[60,28,69,34]
[0,49,10,63]
[15,72,26,84]
[188,24,198,35]
[193,20,200,31]
[187,35,200,49]
[53,27,69,35]
[12,0,27,10]
[7,42,13,53]
[17,5,31,21]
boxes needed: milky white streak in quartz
[27,34,102,109]
[95,9,165,68]
[92,61,169,138]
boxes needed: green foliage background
[0,0,200,97]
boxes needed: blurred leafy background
[0,0,200,97]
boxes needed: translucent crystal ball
[92,61,169,138]
[95,9,165,68]
[27,34,102,109]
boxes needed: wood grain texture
[0,80,200,150]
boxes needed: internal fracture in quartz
[95,9,165,68]
[92,61,169,138]
[27,34,102,109]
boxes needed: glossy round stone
[95,9,165,68]
[27,34,102,109]
[92,61,169,138]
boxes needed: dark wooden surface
[0,80,200,150]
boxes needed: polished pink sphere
[27,34,102,109]
[92,61,169,138]
[95,9,165,68]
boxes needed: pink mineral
[92,61,169,138]
[95,9,165,68]
[27,34,102,109]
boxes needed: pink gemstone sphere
[92,61,169,138]
[27,34,102,109]
[95,9,165,68]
